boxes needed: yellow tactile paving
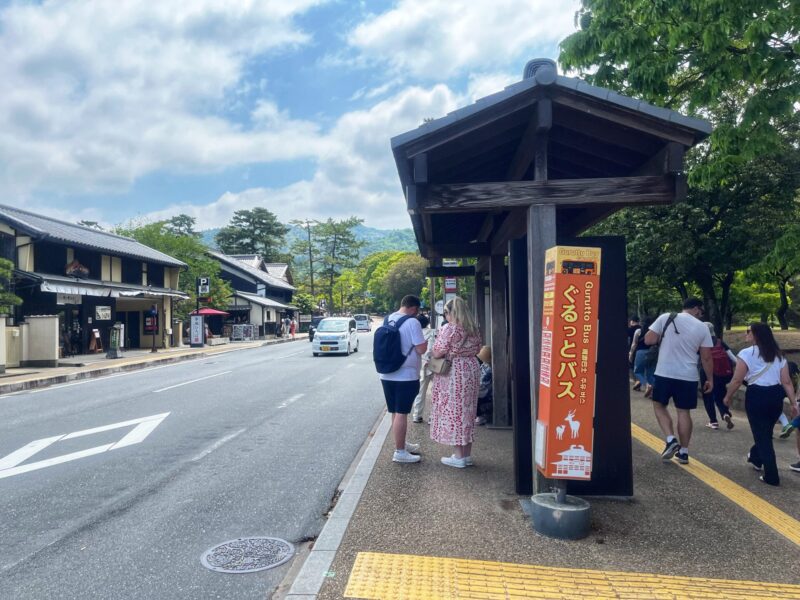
[630,423,800,548]
[344,552,800,599]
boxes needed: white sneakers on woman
[440,454,474,468]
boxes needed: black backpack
[373,315,413,374]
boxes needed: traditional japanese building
[208,251,296,337]
[0,204,188,354]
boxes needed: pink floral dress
[430,323,482,446]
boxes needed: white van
[354,314,371,332]
[312,317,359,356]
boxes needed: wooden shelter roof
[391,61,712,260]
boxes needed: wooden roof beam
[424,242,490,258]
[423,175,678,212]
[506,99,552,181]
[427,266,476,277]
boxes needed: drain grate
[200,537,295,574]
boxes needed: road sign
[535,245,602,481]
[0,413,171,480]
[197,276,210,296]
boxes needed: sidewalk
[0,337,299,395]
[286,390,800,599]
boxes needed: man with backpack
[644,298,714,465]
[374,295,428,463]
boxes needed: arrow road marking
[0,413,170,480]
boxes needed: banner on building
[535,246,601,480]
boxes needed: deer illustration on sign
[555,424,565,440]
[565,410,580,439]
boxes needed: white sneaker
[405,442,420,454]
[393,449,421,463]
[464,456,474,466]
[441,455,467,468]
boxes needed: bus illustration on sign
[561,260,596,275]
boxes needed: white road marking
[0,413,170,480]
[153,371,232,393]
[279,350,306,358]
[318,376,333,385]
[191,428,247,462]
[277,393,305,409]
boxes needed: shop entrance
[117,310,141,349]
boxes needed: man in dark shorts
[380,295,428,463]
[644,298,713,465]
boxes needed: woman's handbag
[428,356,451,375]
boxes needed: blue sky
[0,0,580,230]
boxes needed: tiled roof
[0,204,186,267]
[263,263,289,280]
[228,254,263,269]
[209,251,295,292]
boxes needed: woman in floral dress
[430,296,482,468]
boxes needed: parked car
[312,317,359,356]
[308,316,325,342]
[354,313,371,332]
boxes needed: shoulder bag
[428,356,451,375]
[644,312,678,369]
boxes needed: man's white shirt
[649,312,712,382]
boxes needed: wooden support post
[490,254,510,427]
[475,273,487,343]
[528,203,556,494]
[509,237,532,495]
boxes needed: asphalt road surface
[0,331,384,599]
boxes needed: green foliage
[560,0,800,185]
[747,223,800,327]
[115,220,232,319]
[0,257,22,314]
[383,254,428,308]
[215,208,289,262]
[165,214,199,238]
[314,217,365,313]
[292,292,315,315]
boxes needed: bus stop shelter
[391,59,711,497]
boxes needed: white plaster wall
[26,316,59,362]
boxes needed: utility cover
[200,537,295,574]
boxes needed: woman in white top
[723,323,795,486]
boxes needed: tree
[748,223,800,328]
[560,0,800,186]
[165,214,199,238]
[215,208,289,261]
[383,254,428,308]
[314,217,365,313]
[292,292,315,315]
[289,219,319,297]
[0,258,22,315]
[116,221,232,319]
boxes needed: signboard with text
[535,246,601,480]
[190,315,204,346]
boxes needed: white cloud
[0,0,328,198]
[347,0,580,80]
[144,84,462,229]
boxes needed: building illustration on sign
[551,445,593,479]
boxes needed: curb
[0,337,298,395]
[283,410,392,599]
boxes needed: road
[0,331,383,599]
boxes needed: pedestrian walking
[429,297,482,468]
[375,295,428,464]
[411,314,436,424]
[629,317,655,397]
[644,298,714,465]
[290,317,297,340]
[702,322,736,430]
[723,323,796,486]
[283,316,291,339]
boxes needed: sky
[0,0,582,231]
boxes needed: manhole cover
[200,537,295,573]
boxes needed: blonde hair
[445,296,479,336]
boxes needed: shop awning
[37,274,189,299]
[231,291,296,310]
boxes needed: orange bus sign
[536,246,602,480]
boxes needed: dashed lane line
[152,371,232,393]
[631,423,800,548]
[344,552,800,599]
